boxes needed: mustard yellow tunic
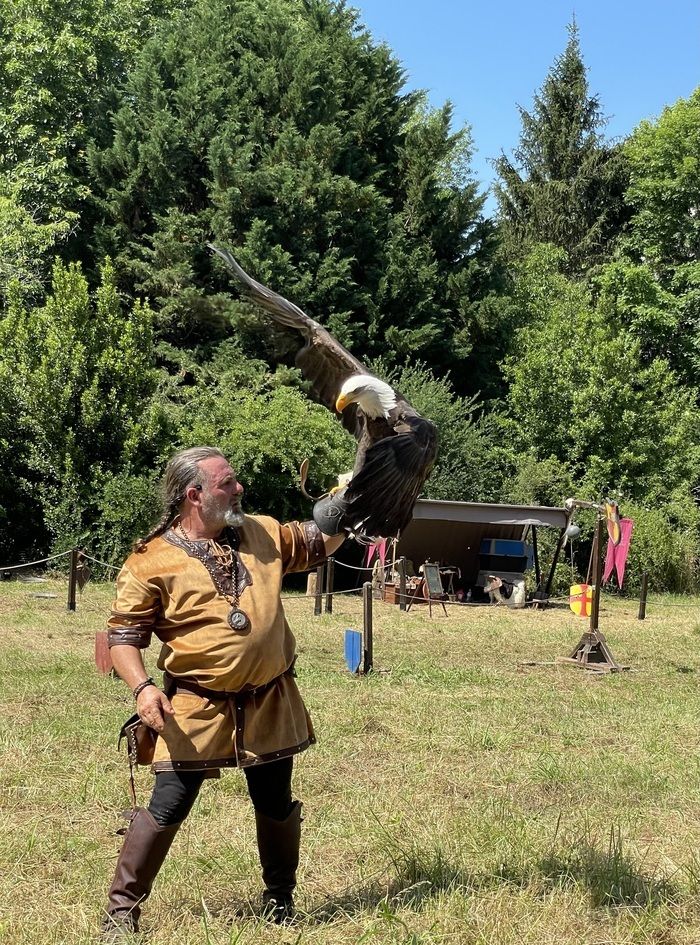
[107,516,325,773]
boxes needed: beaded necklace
[176,522,250,631]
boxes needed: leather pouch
[118,713,157,766]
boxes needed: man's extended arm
[280,519,345,574]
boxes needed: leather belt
[163,662,295,702]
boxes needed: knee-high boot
[101,807,181,941]
[254,801,302,923]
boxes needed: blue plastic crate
[480,539,526,556]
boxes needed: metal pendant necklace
[177,522,250,632]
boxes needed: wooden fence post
[363,581,373,674]
[67,548,79,612]
[398,556,407,612]
[324,556,335,614]
[638,572,648,620]
[314,564,324,616]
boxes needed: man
[101,446,345,941]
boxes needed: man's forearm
[111,643,174,731]
[110,644,150,691]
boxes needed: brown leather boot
[254,801,302,924]
[101,807,180,941]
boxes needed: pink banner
[365,538,388,569]
[603,518,634,587]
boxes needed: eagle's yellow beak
[335,393,350,412]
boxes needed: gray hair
[135,446,226,550]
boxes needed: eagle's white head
[335,374,397,420]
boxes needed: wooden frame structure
[558,510,629,673]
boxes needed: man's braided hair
[134,446,227,551]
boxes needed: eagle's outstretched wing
[208,244,365,440]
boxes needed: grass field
[2,577,700,944]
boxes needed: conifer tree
[0,0,191,296]
[88,0,492,379]
[494,22,628,274]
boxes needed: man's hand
[110,645,176,732]
[137,687,174,732]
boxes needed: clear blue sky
[352,1,700,212]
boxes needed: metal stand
[405,578,448,616]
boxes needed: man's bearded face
[200,489,245,529]
[193,457,245,531]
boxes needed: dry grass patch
[1,580,700,943]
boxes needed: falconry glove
[312,488,349,536]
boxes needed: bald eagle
[208,244,438,540]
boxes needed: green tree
[0,0,191,296]
[625,88,700,272]
[621,87,700,383]
[0,360,44,561]
[0,260,165,553]
[0,195,64,300]
[503,246,700,521]
[88,0,492,382]
[494,23,628,274]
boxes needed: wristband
[133,677,156,699]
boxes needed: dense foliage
[88,0,492,375]
[0,2,698,590]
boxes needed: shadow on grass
[307,829,680,922]
[195,827,679,925]
[495,824,678,909]
[536,842,677,908]
[306,843,469,922]
[200,842,472,925]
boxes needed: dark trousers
[148,757,294,826]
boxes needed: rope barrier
[0,550,72,571]
[80,553,121,573]
[372,594,554,610]
[333,559,393,573]
[616,598,699,610]
[279,587,363,602]
[1,548,696,620]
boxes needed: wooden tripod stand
[561,516,629,673]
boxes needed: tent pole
[531,526,541,588]
[542,526,567,598]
